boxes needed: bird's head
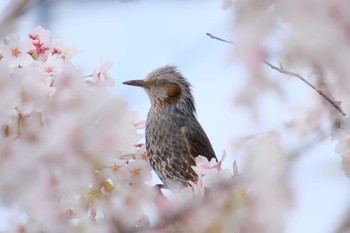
[123,65,196,114]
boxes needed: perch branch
[206,33,346,116]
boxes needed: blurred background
[0,0,349,232]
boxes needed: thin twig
[263,60,346,116]
[206,33,233,45]
[206,33,346,116]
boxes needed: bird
[123,65,216,188]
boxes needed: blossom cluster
[6,5,350,230]
[0,26,151,232]
[214,0,350,231]
[222,0,350,180]
[0,26,276,233]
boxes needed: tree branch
[206,33,346,116]
[0,0,31,37]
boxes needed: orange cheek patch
[153,83,182,106]
[166,83,181,98]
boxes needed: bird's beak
[122,80,146,87]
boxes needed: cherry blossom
[28,26,52,60]
[51,36,78,60]
[41,54,64,75]
[1,36,34,68]
[86,60,115,87]
[192,153,232,188]
[0,27,149,232]
[29,26,51,43]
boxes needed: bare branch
[0,0,31,37]
[206,33,346,116]
[263,60,346,116]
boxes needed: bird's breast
[145,107,197,186]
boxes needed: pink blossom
[51,37,77,60]
[42,54,63,75]
[87,61,115,87]
[1,37,34,67]
[29,26,52,60]
[99,158,129,185]
[127,159,152,184]
[194,155,220,170]
[29,26,51,43]
[192,153,232,188]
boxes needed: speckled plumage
[123,65,216,188]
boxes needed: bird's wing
[180,118,217,162]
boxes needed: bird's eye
[157,79,168,85]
